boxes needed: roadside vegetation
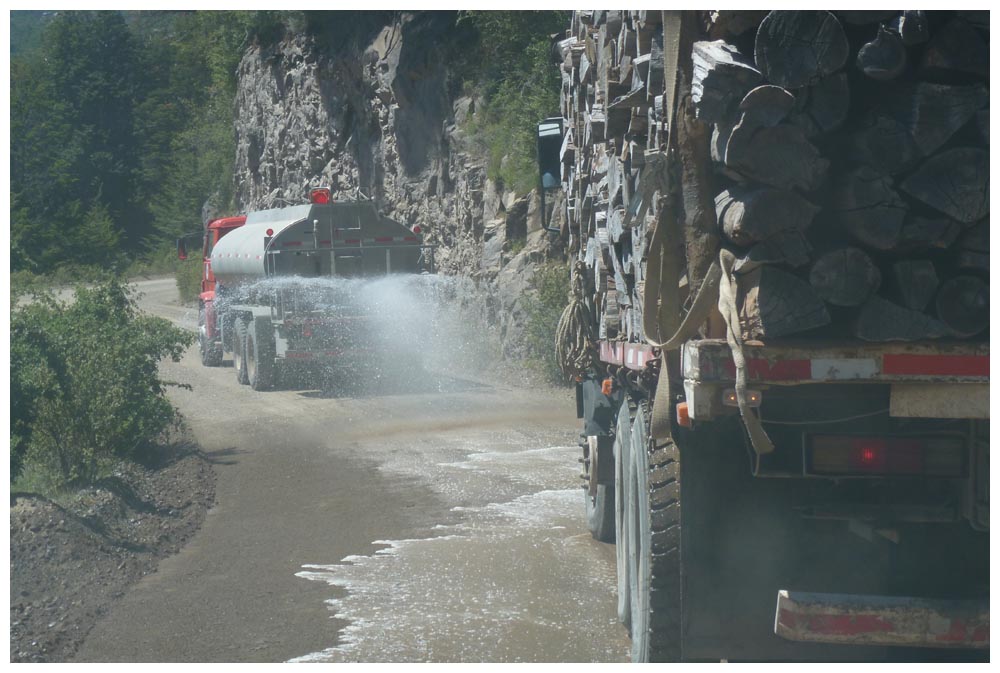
[456,11,567,194]
[522,262,571,384]
[10,10,272,285]
[10,279,193,493]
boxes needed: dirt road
[73,278,628,663]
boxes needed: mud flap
[775,590,989,649]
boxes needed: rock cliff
[232,12,566,355]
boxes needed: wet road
[74,278,629,663]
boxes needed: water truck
[178,188,431,390]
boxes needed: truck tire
[198,308,223,367]
[614,399,633,633]
[246,318,275,391]
[626,400,682,662]
[586,483,615,543]
[586,436,616,543]
[233,318,249,385]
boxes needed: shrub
[521,261,570,384]
[10,278,193,488]
[175,258,204,304]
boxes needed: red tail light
[412,224,422,235]
[808,435,964,477]
[310,188,332,204]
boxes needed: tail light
[722,388,761,407]
[411,224,422,235]
[806,435,966,477]
[310,187,332,204]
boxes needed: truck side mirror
[176,237,188,260]
[537,117,564,233]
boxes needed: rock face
[232,14,565,355]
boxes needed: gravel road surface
[72,277,629,663]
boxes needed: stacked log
[558,10,673,343]
[559,10,989,343]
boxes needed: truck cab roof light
[310,187,332,204]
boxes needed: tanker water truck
[178,188,431,390]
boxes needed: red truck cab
[199,215,247,301]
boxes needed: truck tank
[211,201,421,286]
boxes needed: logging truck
[177,188,430,389]
[546,9,988,662]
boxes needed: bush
[175,258,205,304]
[10,278,194,488]
[521,261,570,384]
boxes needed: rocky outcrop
[232,13,565,354]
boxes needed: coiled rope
[555,261,598,380]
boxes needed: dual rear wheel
[233,317,275,390]
[593,399,683,662]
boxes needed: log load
[557,10,988,348]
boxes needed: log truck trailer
[544,9,989,663]
[178,188,430,390]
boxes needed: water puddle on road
[291,444,628,663]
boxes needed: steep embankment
[232,13,566,354]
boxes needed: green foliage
[521,261,571,384]
[10,10,50,55]
[11,11,144,271]
[175,258,206,304]
[10,279,194,488]
[457,11,566,194]
[10,10,269,277]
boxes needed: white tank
[211,201,421,286]
[210,204,313,285]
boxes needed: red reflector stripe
[403,236,418,242]
[883,354,989,377]
[284,352,312,359]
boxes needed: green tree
[10,11,144,271]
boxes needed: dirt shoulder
[9,430,215,663]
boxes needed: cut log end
[891,260,939,311]
[900,148,989,224]
[809,247,881,307]
[739,265,831,339]
[855,296,950,342]
[857,26,907,81]
[935,276,989,337]
[755,10,849,89]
